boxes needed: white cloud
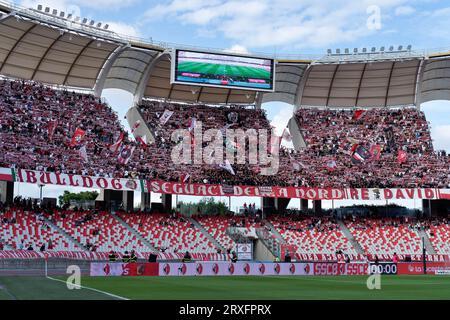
[270,105,294,149]
[431,125,450,152]
[224,45,249,54]
[105,21,141,38]
[143,0,410,49]
[395,5,416,16]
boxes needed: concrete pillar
[0,181,14,204]
[424,199,450,217]
[141,192,151,212]
[161,194,172,213]
[300,199,308,212]
[313,200,322,215]
[261,197,275,216]
[275,198,291,213]
[102,190,133,212]
[122,191,134,212]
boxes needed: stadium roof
[1,1,450,108]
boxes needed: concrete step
[43,216,85,250]
[337,220,365,255]
[263,220,286,245]
[417,229,437,254]
[188,217,226,252]
[109,212,157,252]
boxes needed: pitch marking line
[45,276,129,300]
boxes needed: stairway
[187,217,226,252]
[109,212,157,252]
[263,220,286,245]
[417,229,437,254]
[43,216,85,250]
[337,220,365,255]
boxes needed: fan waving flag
[397,150,408,164]
[109,132,124,153]
[0,168,15,182]
[136,135,148,148]
[180,173,190,183]
[352,145,371,164]
[79,145,88,163]
[281,128,292,142]
[219,160,236,175]
[160,109,174,125]
[325,159,337,171]
[370,145,382,160]
[70,128,86,147]
[353,110,366,120]
[118,145,135,165]
[47,120,58,141]
[130,120,141,134]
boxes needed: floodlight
[37,5,43,11]
[104,24,109,30]
[44,7,50,13]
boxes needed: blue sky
[12,0,450,210]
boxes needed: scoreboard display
[171,49,275,92]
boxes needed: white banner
[15,169,143,192]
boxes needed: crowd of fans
[0,79,448,188]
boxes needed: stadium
[0,1,449,304]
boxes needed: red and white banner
[313,263,369,276]
[15,169,143,192]
[3,167,450,200]
[158,262,314,276]
[145,181,448,200]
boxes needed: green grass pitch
[178,62,271,80]
[1,276,449,300]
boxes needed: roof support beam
[93,44,129,97]
[355,63,368,107]
[225,89,232,104]
[167,83,175,100]
[133,51,168,106]
[196,86,204,103]
[63,39,95,86]
[325,64,340,107]
[0,23,38,73]
[384,61,396,107]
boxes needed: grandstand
[0,1,448,302]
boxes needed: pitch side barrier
[89,261,450,277]
[5,168,450,200]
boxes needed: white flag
[79,145,88,162]
[219,160,235,175]
[159,109,174,125]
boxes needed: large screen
[171,49,275,91]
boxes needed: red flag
[70,128,86,147]
[397,150,407,164]
[353,110,365,120]
[180,173,190,183]
[109,132,125,153]
[370,145,382,160]
[47,120,58,141]
[136,135,148,149]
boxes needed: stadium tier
[291,107,449,188]
[1,203,448,258]
[1,78,447,188]
[345,218,423,255]
[45,209,149,253]
[0,207,77,251]
[116,212,217,253]
[269,215,357,255]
